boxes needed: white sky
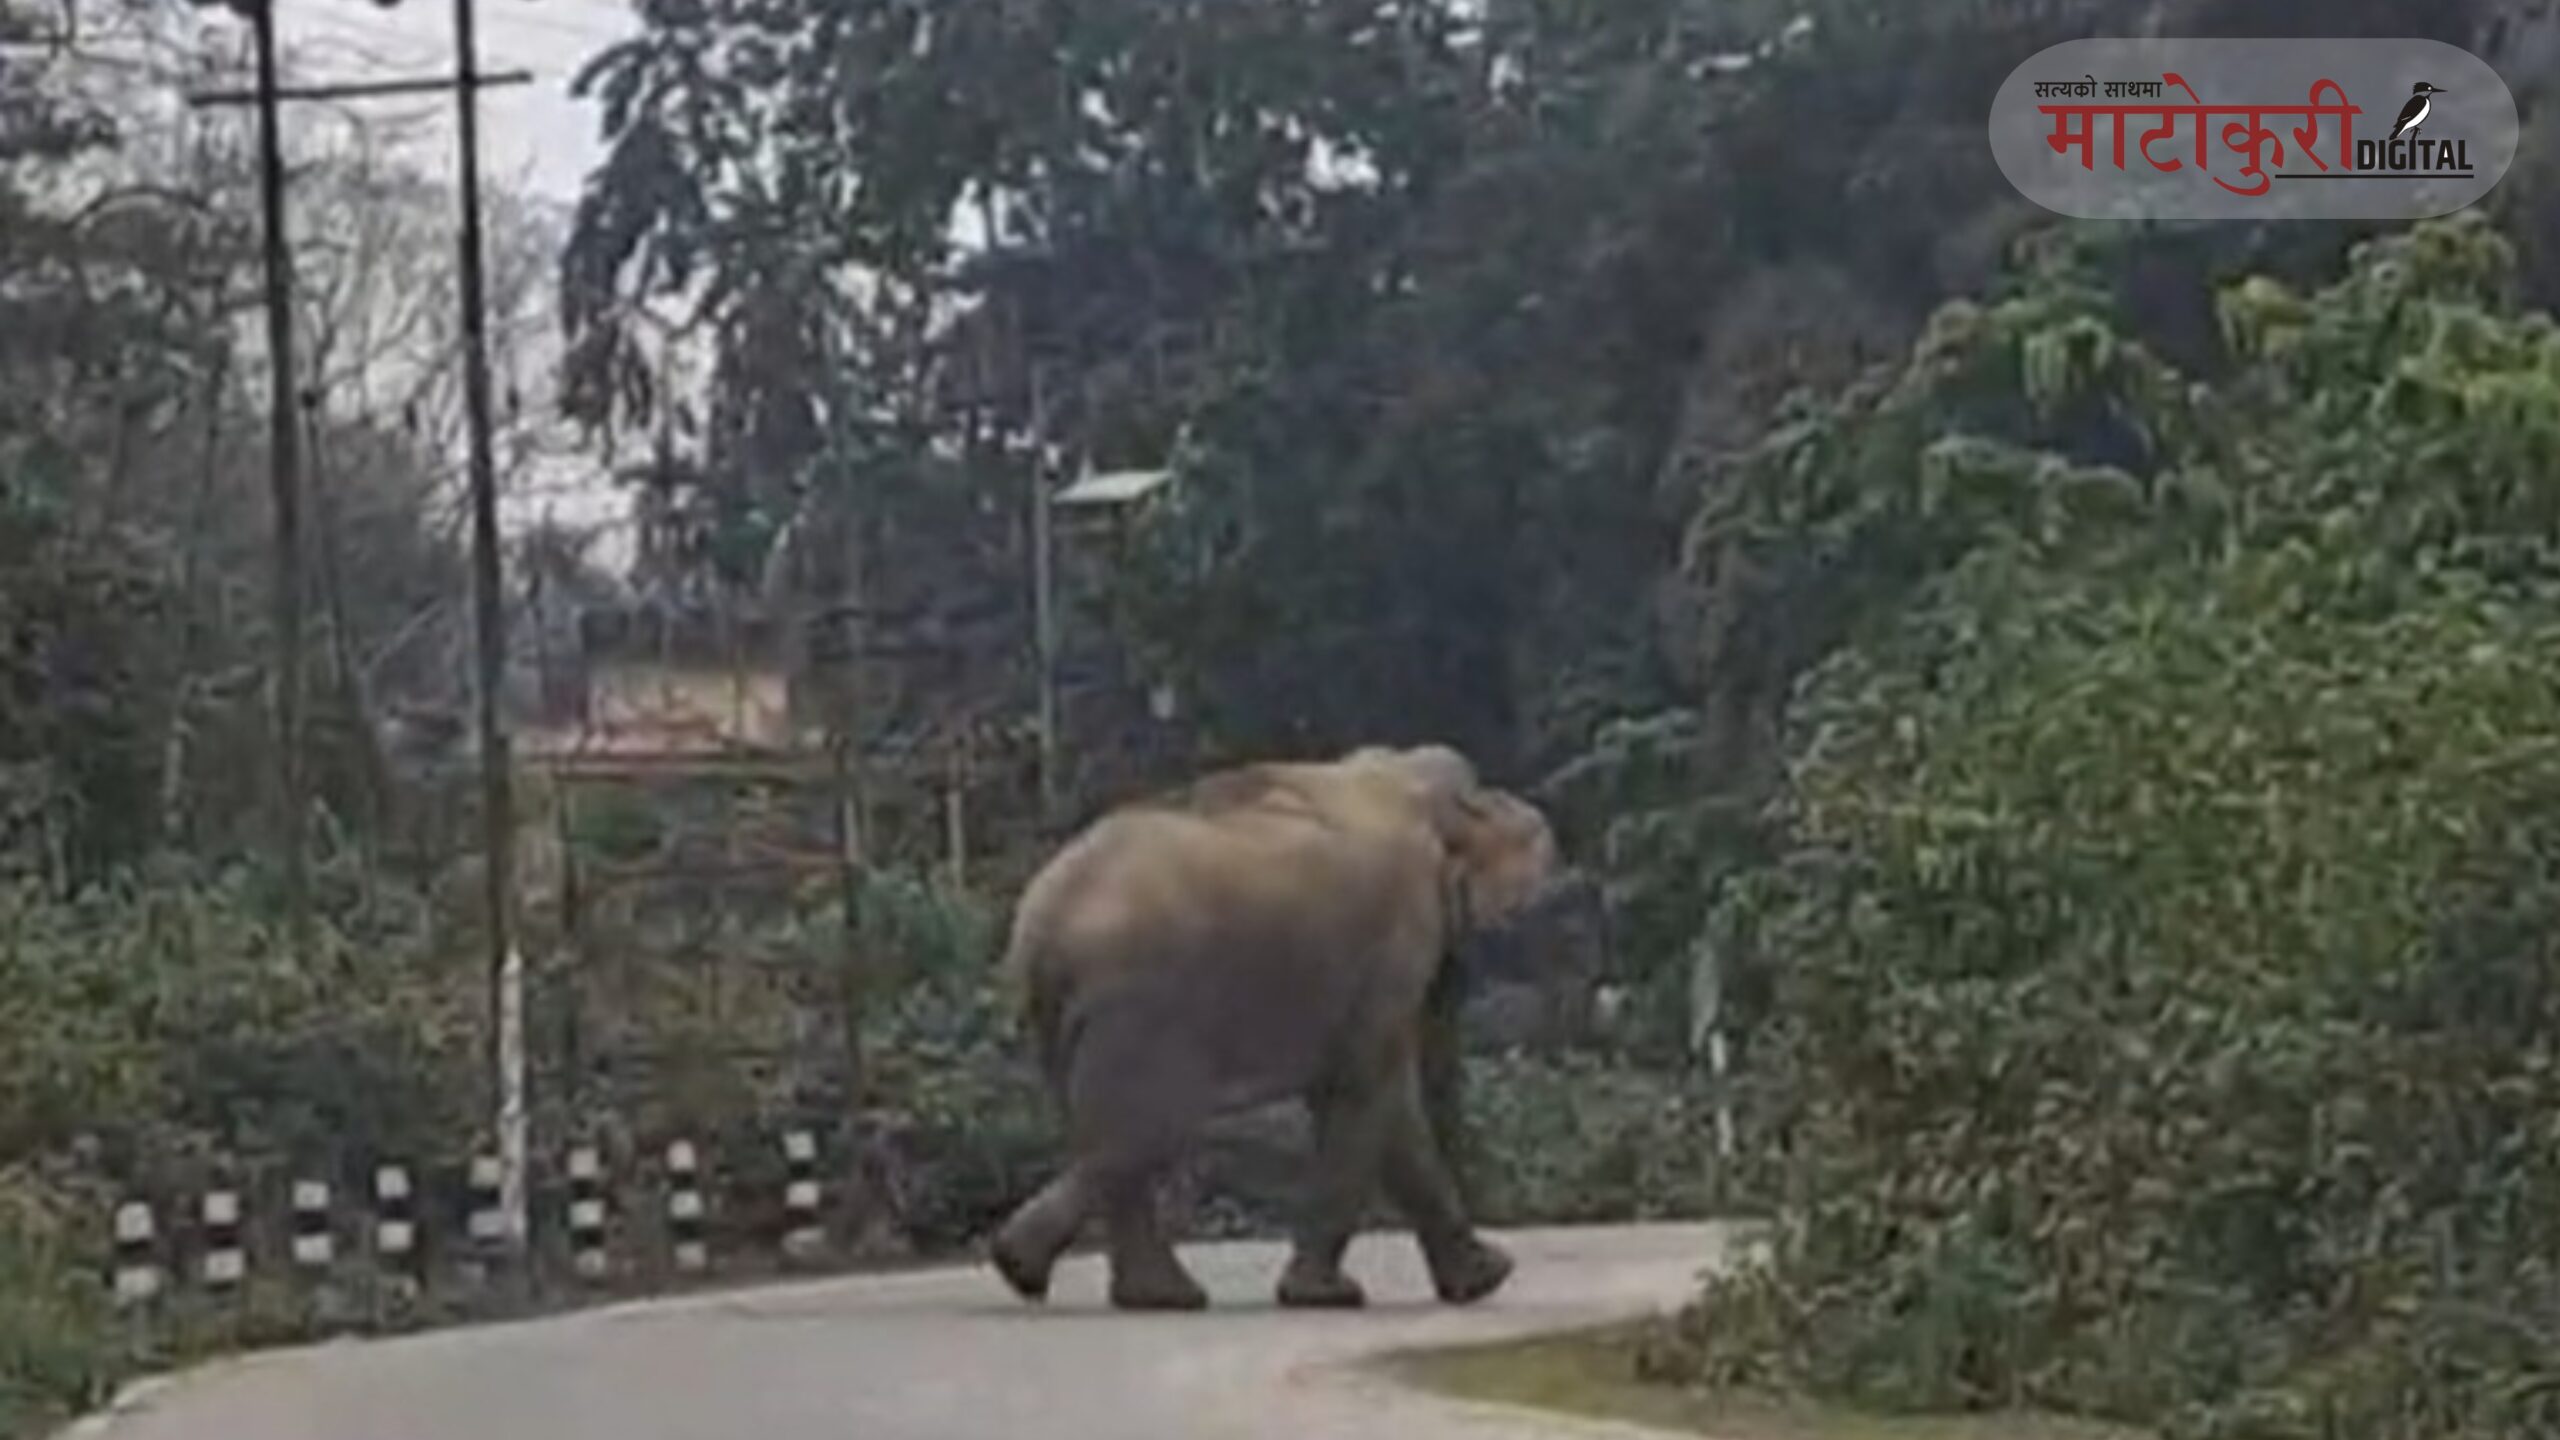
[251,1,644,561]
[278,0,636,205]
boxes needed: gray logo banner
[1990,38,2519,220]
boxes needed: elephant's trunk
[1454,869,1604,988]
[1422,867,1606,1200]
[1419,939,1474,1204]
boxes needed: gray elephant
[988,743,1591,1310]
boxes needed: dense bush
[0,1173,118,1440]
[1462,1051,1726,1226]
[0,866,475,1437]
[1638,217,2560,1438]
[0,867,476,1173]
[859,966,1055,1252]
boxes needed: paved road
[68,1223,1734,1440]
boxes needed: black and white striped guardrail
[113,1200,160,1307]
[664,1140,706,1274]
[466,1154,507,1253]
[781,1130,822,1259]
[567,1146,608,1280]
[199,1186,245,1290]
[98,1126,876,1305]
[374,1164,418,1273]
[291,1179,334,1270]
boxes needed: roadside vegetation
[1627,218,2560,1439]
[1398,1325,2150,1440]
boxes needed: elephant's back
[1026,803,1400,927]
[1005,801,1432,992]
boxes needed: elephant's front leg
[1378,1063,1513,1305]
[1102,1172,1207,1311]
[1275,1078,1396,1308]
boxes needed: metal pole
[249,0,308,950]
[1029,370,1059,826]
[943,734,967,888]
[448,0,523,1253]
[1692,937,1736,1163]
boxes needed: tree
[1640,214,2560,1439]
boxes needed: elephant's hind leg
[992,1167,1093,1303]
[998,1004,1213,1308]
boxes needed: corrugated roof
[1055,468,1175,508]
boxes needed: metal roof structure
[1054,467,1176,509]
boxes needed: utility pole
[247,0,308,953]
[191,8,534,1253]
[448,0,527,1258]
[1028,365,1060,828]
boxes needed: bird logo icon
[2391,82,2447,141]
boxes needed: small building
[519,603,824,776]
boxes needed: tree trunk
[162,342,232,847]
[306,403,394,863]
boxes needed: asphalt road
[66,1223,1734,1440]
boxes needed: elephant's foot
[1109,1260,1209,1312]
[989,1229,1053,1304]
[1426,1234,1513,1306]
[1275,1254,1367,1309]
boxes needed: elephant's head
[1357,745,1603,985]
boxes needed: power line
[189,67,533,105]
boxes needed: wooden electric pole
[448,0,527,1256]
[247,0,308,950]
[191,3,534,1249]
[1029,365,1060,828]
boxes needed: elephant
[987,742,1591,1311]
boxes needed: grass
[1388,1324,2155,1440]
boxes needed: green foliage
[1642,217,2560,1438]
[859,970,1054,1252]
[1462,1052,1725,1225]
[0,869,475,1170]
[853,865,1002,989]
[0,1174,119,1440]
[836,868,1049,1250]
[0,866,471,1439]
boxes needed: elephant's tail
[1025,963,1071,1096]
[1002,925,1074,1099]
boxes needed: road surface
[68,1223,1734,1440]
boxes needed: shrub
[0,1173,120,1440]
[1461,1051,1727,1225]
[0,867,472,1438]
[1643,217,2560,1438]
[859,969,1056,1252]
[0,866,474,1178]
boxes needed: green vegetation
[1633,219,2560,1438]
[1397,1325,2148,1440]
[1461,1052,1729,1225]
[0,1183,118,1440]
[0,868,475,1433]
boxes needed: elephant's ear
[1392,758,1546,922]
